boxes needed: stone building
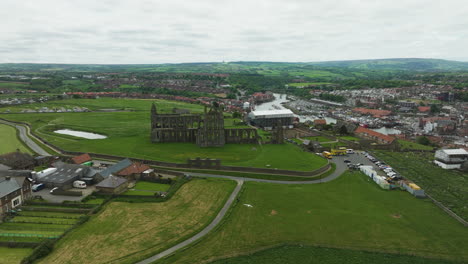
[150,103,258,147]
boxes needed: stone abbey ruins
[150,103,258,147]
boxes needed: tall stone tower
[196,103,226,147]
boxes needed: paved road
[135,179,244,264]
[0,119,51,156]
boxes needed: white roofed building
[248,109,294,130]
[434,148,468,169]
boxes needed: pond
[54,129,107,139]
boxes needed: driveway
[33,186,95,203]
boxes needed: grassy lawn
[397,140,434,150]
[0,124,31,154]
[302,136,334,142]
[338,135,360,141]
[10,216,77,225]
[39,178,236,264]
[0,99,328,172]
[0,247,33,264]
[160,171,468,264]
[287,82,332,87]
[134,181,171,191]
[373,151,468,220]
[209,245,463,264]
[321,142,347,149]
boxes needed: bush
[21,239,56,264]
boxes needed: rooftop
[71,153,92,164]
[439,149,468,155]
[249,109,294,119]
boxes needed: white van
[346,149,354,154]
[73,180,87,189]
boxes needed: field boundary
[426,194,468,227]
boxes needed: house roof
[71,153,92,164]
[354,126,395,143]
[98,159,132,178]
[314,119,326,125]
[0,176,27,198]
[418,106,430,112]
[95,175,127,188]
[117,162,150,176]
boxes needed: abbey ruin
[150,103,258,147]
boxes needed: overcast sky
[1,0,467,64]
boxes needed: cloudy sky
[1,0,467,64]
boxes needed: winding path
[0,119,51,156]
[135,179,244,264]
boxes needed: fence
[426,194,468,227]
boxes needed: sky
[1,0,467,64]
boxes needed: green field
[0,247,33,264]
[397,140,434,150]
[287,82,332,87]
[0,81,30,90]
[0,124,31,154]
[373,151,468,220]
[160,171,468,264]
[209,245,463,264]
[39,178,236,264]
[0,99,328,171]
[338,135,360,141]
[302,136,335,142]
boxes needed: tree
[416,136,430,146]
[430,104,440,113]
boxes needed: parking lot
[33,186,96,203]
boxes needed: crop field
[209,245,463,264]
[0,99,328,171]
[39,178,236,264]
[160,171,468,264]
[373,151,468,220]
[0,124,31,154]
[0,204,91,264]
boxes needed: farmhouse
[71,153,92,165]
[116,162,150,180]
[434,149,468,169]
[248,109,294,130]
[0,175,32,216]
[95,175,128,194]
[95,159,132,181]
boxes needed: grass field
[0,124,31,154]
[0,110,327,171]
[397,140,434,150]
[338,135,360,141]
[39,178,236,264]
[0,98,328,171]
[209,245,464,264]
[373,151,468,220]
[302,136,334,142]
[0,247,33,264]
[159,171,468,264]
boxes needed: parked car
[344,159,351,163]
[32,183,45,192]
[50,187,59,194]
[73,180,87,189]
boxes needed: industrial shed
[37,162,90,190]
[248,109,294,129]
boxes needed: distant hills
[307,58,468,71]
[1,58,468,73]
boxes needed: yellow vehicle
[331,148,347,156]
[322,151,332,159]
